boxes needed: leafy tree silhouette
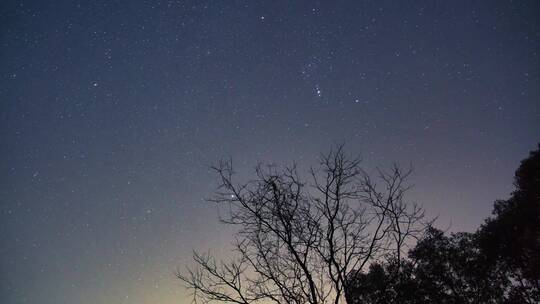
[347,143,540,304]
[478,143,540,303]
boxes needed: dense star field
[1,1,539,303]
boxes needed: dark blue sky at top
[1,1,539,303]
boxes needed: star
[315,85,322,97]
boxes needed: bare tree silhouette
[177,146,427,304]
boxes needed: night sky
[1,1,539,303]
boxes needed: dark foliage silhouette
[347,228,507,304]
[347,143,540,304]
[477,143,540,303]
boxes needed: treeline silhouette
[178,144,540,304]
[347,144,539,303]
